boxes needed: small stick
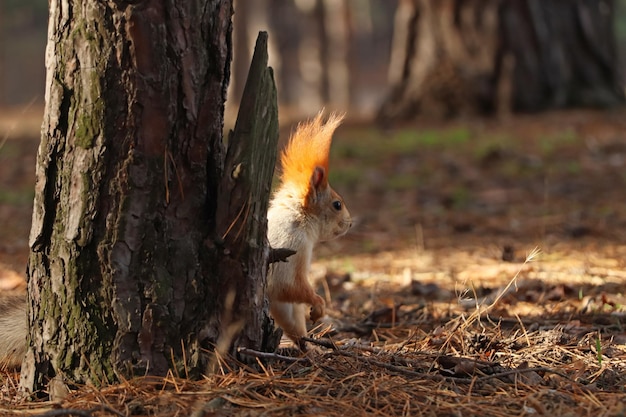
[300,336,337,349]
[238,347,310,364]
[477,366,573,383]
[300,338,471,383]
[268,248,297,264]
[33,406,125,417]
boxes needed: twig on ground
[477,366,574,383]
[32,405,125,417]
[237,347,310,364]
[301,336,337,350]
[301,336,475,383]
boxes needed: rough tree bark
[379,0,624,123]
[214,33,281,363]
[22,0,279,393]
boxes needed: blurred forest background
[2,0,626,268]
[2,0,626,118]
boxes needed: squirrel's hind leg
[270,301,308,349]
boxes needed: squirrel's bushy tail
[279,111,344,195]
[0,294,27,369]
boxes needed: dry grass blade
[460,246,541,331]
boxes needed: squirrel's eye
[332,200,342,211]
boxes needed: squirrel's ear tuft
[304,166,327,208]
[310,166,327,191]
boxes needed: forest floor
[1,108,626,416]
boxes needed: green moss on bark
[74,70,103,149]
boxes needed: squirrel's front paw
[310,295,326,322]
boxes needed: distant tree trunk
[284,0,351,113]
[322,0,351,108]
[230,0,279,109]
[379,0,624,123]
[313,0,351,109]
[22,0,279,393]
[268,0,302,108]
[502,0,623,111]
[232,0,252,105]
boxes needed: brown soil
[1,108,626,416]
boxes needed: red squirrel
[267,111,352,346]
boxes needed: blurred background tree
[2,0,626,121]
[378,0,625,122]
[0,0,48,106]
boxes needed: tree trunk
[214,33,281,366]
[321,0,351,109]
[379,0,624,123]
[22,0,279,393]
[268,0,303,108]
[501,0,624,111]
[230,0,278,110]
[312,0,351,109]
[379,0,500,122]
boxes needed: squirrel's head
[279,111,352,241]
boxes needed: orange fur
[280,111,344,200]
